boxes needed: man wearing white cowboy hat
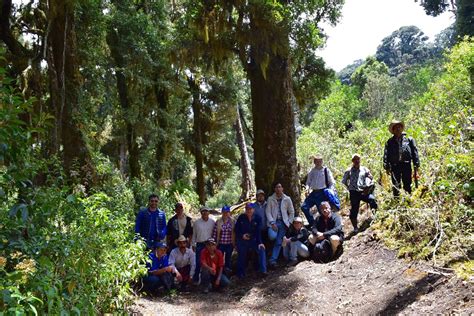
[169,235,196,291]
[383,120,420,197]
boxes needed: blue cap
[154,242,167,250]
[245,202,256,209]
[221,205,231,212]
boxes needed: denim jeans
[193,242,206,283]
[236,240,267,278]
[283,241,310,261]
[269,220,287,264]
[142,272,173,292]
[349,190,378,229]
[218,243,234,271]
[200,268,230,291]
[301,190,327,226]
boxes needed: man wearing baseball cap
[282,217,310,266]
[200,238,230,293]
[166,202,193,251]
[383,120,420,197]
[234,202,267,278]
[191,206,216,283]
[142,242,176,294]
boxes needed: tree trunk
[235,105,254,201]
[188,76,206,204]
[154,85,170,183]
[47,0,95,187]
[106,27,141,179]
[456,0,474,37]
[248,50,301,209]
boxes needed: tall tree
[180,0,343,206]
[235,105,253,201]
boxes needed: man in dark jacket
[383,120,420,197]
[282,217,310,266]
[310,202,343,263]
[166,202,193,251]
[135,194,167,249]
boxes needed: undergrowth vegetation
[297,38,473,274]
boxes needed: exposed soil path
[131,209,473,315]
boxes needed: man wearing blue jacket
[235,203,267,279]
[135,194,167,249]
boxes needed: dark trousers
[391,163,412,196]
[349,190,378,229]
[218,243,234,271]
[142,272,173,293]
[193,242,206,282]
[177,265,191,284]
[201,269,230,290]
[301,190,327,226]
[236,240,267,278]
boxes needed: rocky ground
[130,208,473,315]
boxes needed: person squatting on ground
[266,183,295,268]
[200,238,230,293]
[166,202,193,251]
[342,154,378,234]
[212,205,235,274]
[282,217,310,266]
[301,156,336,226]
[310,202,344,263]
[383,120,420,197]
[235,203,267,278]
[169,235,196,291]
[192,207,215,283]
[142,242,177,294]
[135,194,167,249]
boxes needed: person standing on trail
[254,189,270,251]
[169,235,195,292]
[200,238,230,293]
[282,217,310,266]
[142,242,176,294]
[309,202,344,263]
[301,155,336,226]
[266,183,295,268]
[191,207,216,283]
[135,194,167,249]
[383,120,420,197]
[342,154,378,234]
[212,205,235,274]
[235,203,267,278]
[166,202,193,251]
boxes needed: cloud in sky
[317,0,455,71]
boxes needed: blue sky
[318,0,455,71]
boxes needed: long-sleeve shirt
[312,214,344,240]
[147,252,174,274]
[212,218,234,245]
[383,133,420,169]
[192,218,216,247]
[342,166,374,192]
[306,167,335,190]
[169,247,196,278]
[135,208,167,242]
[285,226,310,243]
[254,201,268,229]
[235,213,263,245]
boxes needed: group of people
[135,120,420,294]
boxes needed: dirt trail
[131,209,473,315]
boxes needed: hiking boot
[352,228,359,235]
[288,260,298,267]
[203,286,210,294]
[268,262,277,270]
[257,271,269,278]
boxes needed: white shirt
[169,247,196,278]
[306,166,335,190]
[192,218,216,246]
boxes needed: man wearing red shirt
[200,238,231,293]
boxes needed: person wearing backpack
[301,155,336,226]
[342,154,378,234]
[383,120,420,197]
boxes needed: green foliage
[298,38,474,272]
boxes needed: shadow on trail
[379,273,444,315]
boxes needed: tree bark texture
[235,105,254,201]
[106,27,141,179]
[248,56,300,208]
[188,76,206,204]
[47,0,95,187]
[154,85,170,183]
